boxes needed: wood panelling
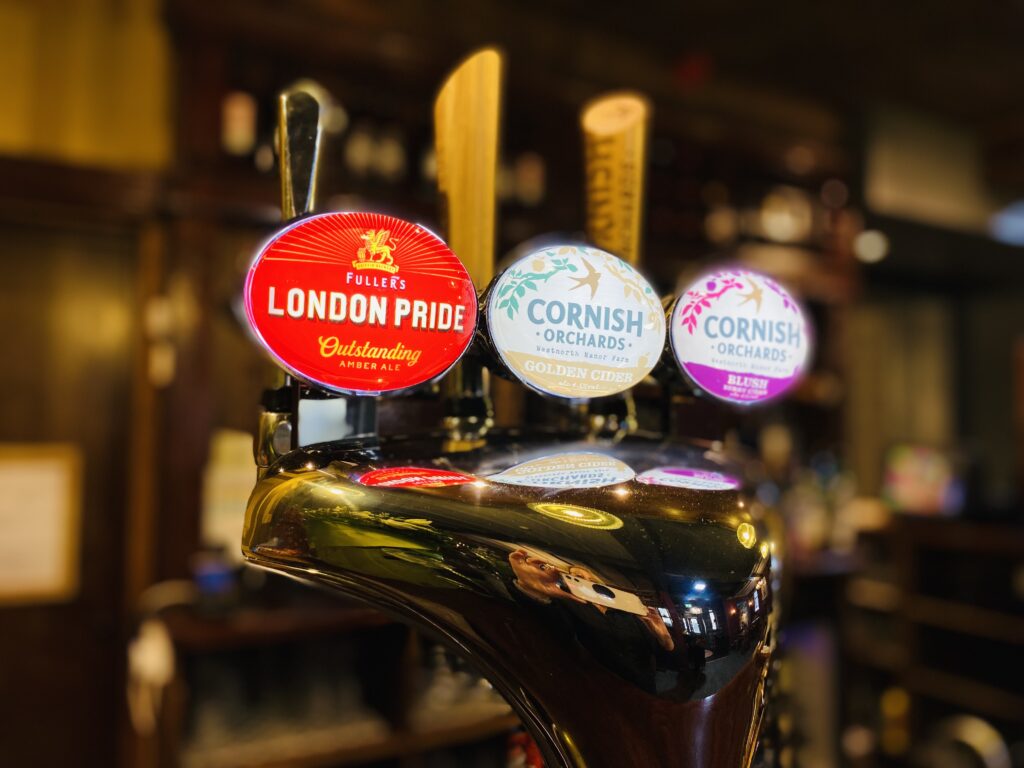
[0,221,138,767]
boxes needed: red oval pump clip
[245,211,478,395]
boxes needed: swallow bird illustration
[569,257,602,300]
[736,278,764,312]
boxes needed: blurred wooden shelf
[840,515,1024,755]
[905,666,1024,723]
[162,604,393,652]
[893,516,1024,553]
[183,711,520,768]
[843,631,904,672]
[791,549,860,579]
[845,577,900,612]
[906,594,1024,645]
[0,154,161,224]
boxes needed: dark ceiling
[267,0,1024,185]
[172,0,1024,191]
[525,0,1024,128]
[182,0,1024,131]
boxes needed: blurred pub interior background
[0,1,1022,767]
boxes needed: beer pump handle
[581,92,650,268]
[434,49,503,448]
[256,81,373,472]
[580,92,651,438]
[435,48,501,287]
[278,80,332,221]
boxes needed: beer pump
[478,89,666,417]
[579,91,651,439]
[434,49,501,450]
[242,53,788,767]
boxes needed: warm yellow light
[880,687,910,718]
[528,503,623,530]
[736,522,757,549]
[854,230,889,263]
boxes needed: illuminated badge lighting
[669,268,810,405]
[245,212,478,395]
[357,467,477,488]
[487,452,635,489]
[487,245,665,398]
[528,503,624,530]
[735,522,757,549]
[636,467,741,491]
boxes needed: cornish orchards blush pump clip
[666,267,812,407]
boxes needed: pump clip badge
[487,245,665,398]
[670,268,810,405]
[245,212,478,395]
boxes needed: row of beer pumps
[244,48,811,461]
[237,48,808,768]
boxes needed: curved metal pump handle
[278,80,332,221]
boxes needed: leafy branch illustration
[677,273,744,334]
[763,276,799,313]
[603,256,663,317]
[496,251,577,319]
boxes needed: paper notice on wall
[200,430,256,564]
[0,444,81,604]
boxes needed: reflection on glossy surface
[527,502,624,530]
[637,466,742,491]
[243,433,774,768]
[486,450,635,488]
[736,522,757,549]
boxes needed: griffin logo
[353,229,399,274]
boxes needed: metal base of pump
[242,432,775,768]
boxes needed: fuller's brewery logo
[354,229,399,274]
[669,268,810,405]
[244,212,477,395]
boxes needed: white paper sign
[0,445,81,603]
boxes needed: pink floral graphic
[677,271,744,334]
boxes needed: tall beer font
[242,59,781,768]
